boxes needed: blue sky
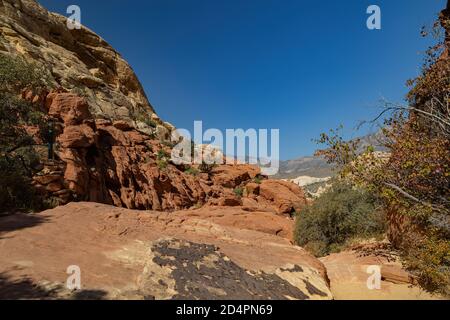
[40,0,446,160]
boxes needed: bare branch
[384,183,422,203]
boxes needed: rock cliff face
[0,0,161,125]
[29,89,307,214]
[0,0,309,215]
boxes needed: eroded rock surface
[0,202,332,300]
[24,89,307,214]
[0,0,154,122]
[320,246,443,300]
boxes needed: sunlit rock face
[0,202,333,300]
[0,0,154,122]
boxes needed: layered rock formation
[21,87,306,215]
[0,202,332,300]
[0,0,308,215]
[0,0,172,133]
[321,246,442,300]
[26,90,306,214]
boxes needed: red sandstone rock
[258,180,307,215]
[45,181,64,193]
[58,124,95,148]
[46,92,91,125]
[0,202,332,300]
[319,248,437,300]
[29,90,308,214]
[113,120,133,131]
[382,265,414,284]
[211,164,260,188]
[244,182,260,196]
[33,174,61,185]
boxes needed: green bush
[294,182,385,257]
[156,159,168,170]
[404,235,450,296]
[253,176,263,184]
[184,166,199,176]
[233,187,244,198]
[157,149,170,160]
[0,54,51,213]
[0,159,42,212]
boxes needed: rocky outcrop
[27,90,307,215]
[258,180,307,215]
[1,0,308,214]
[0,0,171,133]
[0,202,332,300]
[320,246,443,300]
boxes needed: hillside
[275,132,387,181]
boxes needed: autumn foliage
[303,9,450,295]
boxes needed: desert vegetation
[0,54,52,213]
[295,13,450,295]
[294,181,385,257]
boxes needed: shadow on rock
[0,213,48,239]
[0,273,108,300]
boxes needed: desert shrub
[0,158,42,212]
[294,182,385,257]
[0,54,51,213]
[0,53,50,91]
[70,86,88,97]
[233,187,244,198]
[404,235,450,295]
[253,175,263,184]
[130,110,157,128]
[157,149,170,160]
[156,159,168,170]
[184,166,199,176]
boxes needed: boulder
[211,164,260,188]
[382,265,414,284]
[244,182,260,196]
[320,249,439,300]
[259,180,307,215]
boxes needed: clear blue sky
[40,0,445,160]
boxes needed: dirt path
[321,250,445,300]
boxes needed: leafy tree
[0,53,51,212]
[313,11,450,295]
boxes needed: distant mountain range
[275,131,387,179]
[274,156,335,179]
